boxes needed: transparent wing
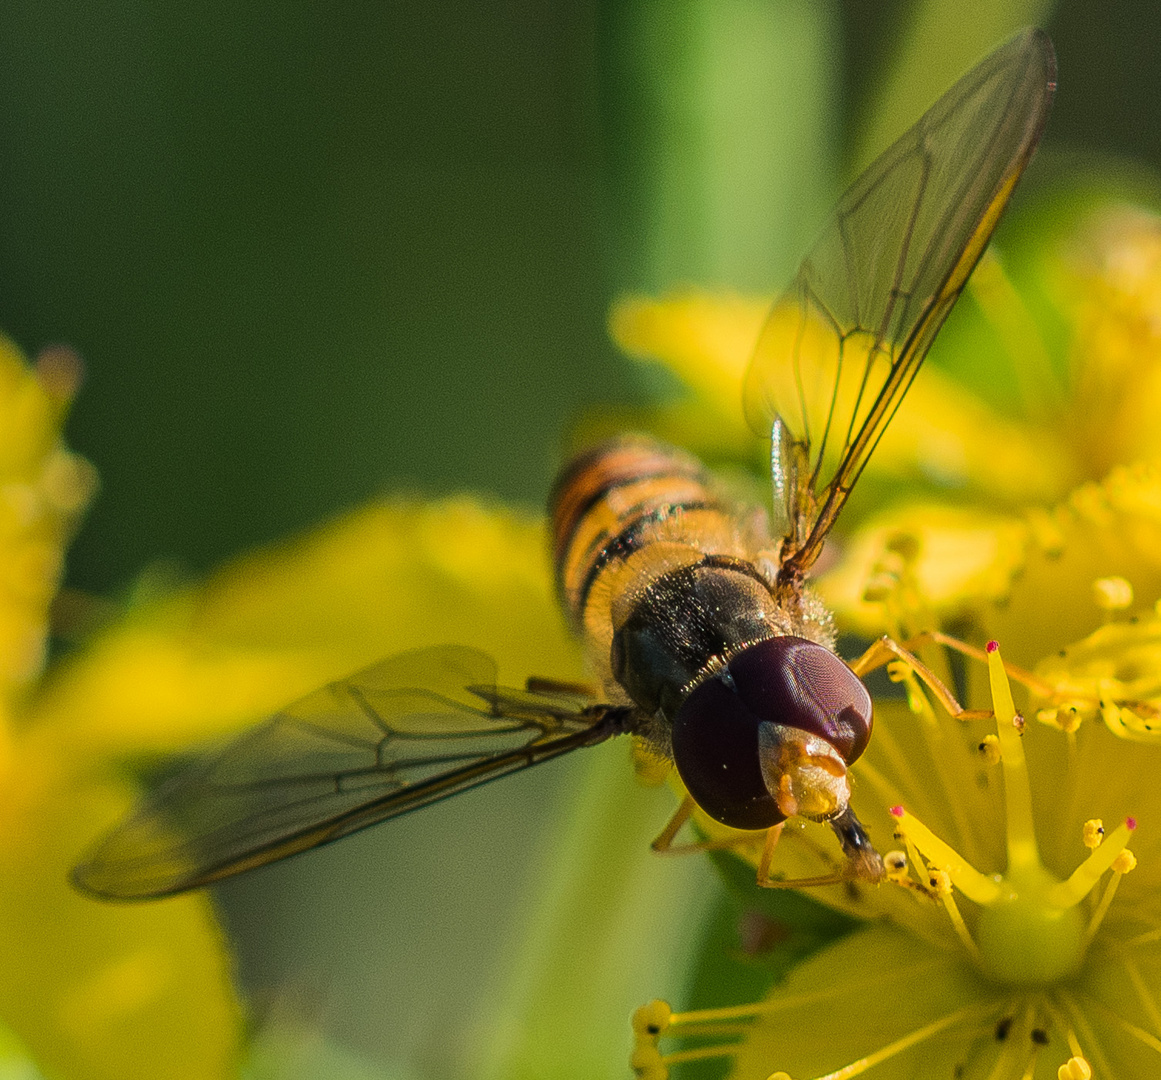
[73,645,623,900]
[744,28,1055,579]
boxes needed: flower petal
[32,496,581,755]
[0,736,239,1080]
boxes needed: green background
[3,1,1160,1076]
[0,0,1156,594]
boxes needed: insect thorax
[549,437,836,758]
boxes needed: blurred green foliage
[0,0,1155,598]
[4,1,1161,1077]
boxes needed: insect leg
[852,631,1064,720]
[756,823,784,883]
[850,635,993,720]
[650,796,766,857]
[900,630,1058,698]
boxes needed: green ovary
[975,865,1086,985]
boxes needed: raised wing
[744,28,1055,580]
[72,645,625,900]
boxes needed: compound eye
[670,637,872,831]
[731,636,873,764]
[671,671,783,831]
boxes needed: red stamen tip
[986,640,999,654]
[890,805,905,818]
[1126,817,1137,831]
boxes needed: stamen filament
[939,885,984,964]
[1084,866,1127,945]
[890,806,1001,904]
[1047,819,1136,909]
[661,1043,739,1066]
[669,1003,765,1025]
[1122,951,1161,1038]
[987,643,1041,875]
[1054,992,1115,1078]
[1072,987,1161,1054]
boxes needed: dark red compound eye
[670,636,873,831]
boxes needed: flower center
[973,864,1085,984]
[888,642,1137,988]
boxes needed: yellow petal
[1059,207,1161,474]
[818,504,1030,637]
[0,732,239,1080]
[608,292,1070,505]
[729,925,995,1080]
[989,461,1161,670]
[0,339,94,697]
[32,496,581,755]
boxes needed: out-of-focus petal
[0,734,239,1080]
[32,496,581,755]
[818,504,1030,637]
[608,292,1071,505]
[0,340,94,697]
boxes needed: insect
[73,29,1055,901]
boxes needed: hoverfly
[73,28,1055,901]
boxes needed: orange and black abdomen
[550,438,717,624]
[549,437,779,710]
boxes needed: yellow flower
[636,628,1161,1079]
[625,202,1161,1079]
[0,332,602,1078]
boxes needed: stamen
[890,805,1001,904]
[1057,1057,1092,1080]
[631,1000,749,1080]
[1052,992,1114,1077]
[1081,819,1104,849]
[927,865,984,963]
[979,734,1001,765]
[629,1043,667,1080]
[659,1044,739,1067]
[1092,575,1133,614]
[987,642,1041,875]
[1047,818,1136,909]
[1085,850,1137,945]
[883,850,909,880]
[632,999,673,1037]
[1122,950,1161,1041]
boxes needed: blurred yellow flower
[0,333,585,1079]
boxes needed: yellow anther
[884,850,909,879]
[1056,708,1083,734]
[978,734,1001,764]
[1112,849,1137,874]
[886,660,909,683]
[1093,575,1133,611]
[629,1044,668,1080]
[632,1000,672,1039]
[1082,819,1104,849]
[767,1073,793,1080]
[927,867,953,896]
[1057,1055,1092,1080]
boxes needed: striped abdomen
[549,437,786,714]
